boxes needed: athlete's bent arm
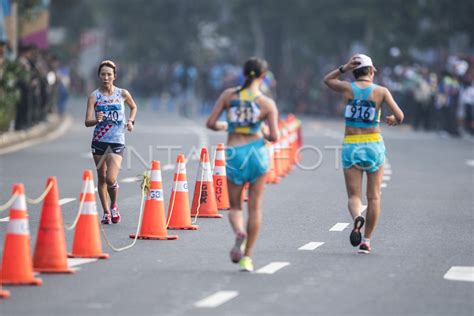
[85,94,99,127]
[383,88,404,126]
[123,89,138,131]
[323,56,361,92]
[262,98,279,142]
[206,88,233,131]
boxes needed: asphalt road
[0,98,473,315]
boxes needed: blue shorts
[225,139,269,185]
[342,134,386,173]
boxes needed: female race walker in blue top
[85,60,138,225]
[324,54,404,254]
[206,57,279,271]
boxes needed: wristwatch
[338,65,345,73]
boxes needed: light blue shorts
[342,138,386,173]
[225,139,269,185]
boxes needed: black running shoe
[350,216,365,247]
[358,243,371,254]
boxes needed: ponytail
[235,57,268,94]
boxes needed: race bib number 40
[344,100,377,122]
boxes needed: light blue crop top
[227,88,263,135]
[344,82,381,128]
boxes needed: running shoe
[239,256,254,272]
[358,243,371,254]
[230,231,247,263]
[111,207,121,224]
[101,213,111,225]
[350,216,365,247]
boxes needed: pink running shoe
[101,213,111,224]
[111,207,121,224]
[230,231,247,263]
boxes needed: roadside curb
[0,114,72,155]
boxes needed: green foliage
[0,61,22,131]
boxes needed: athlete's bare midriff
[227,132,263,147]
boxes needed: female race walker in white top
[324,54,404,254]
[85,60,138,225]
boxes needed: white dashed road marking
[194,291,239,308]
[465,160,474,167]
[162,164,175,171]
[298,242,324,251]
[381,183,388,188]
[443,266,474,282]
[121,177,141,183]
[383,175,391,181]
[256,262,290,274]
[329,223,349,231]
[0,216,9,222]
[67,258,98,270]
[384,169,393,175]
[59,198,76,205]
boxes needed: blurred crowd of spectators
[0,42,69,132]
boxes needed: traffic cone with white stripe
[167,154,198,230]
[130,160,178,239]
[213,143,230,210]
[0,183,42,285]
[191,148,223,218]
[33,177,74,273]
[68,170,109,259]
[266,142,280,184]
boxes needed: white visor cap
[353,54,377,71]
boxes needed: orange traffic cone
[266,142,280,184]
[130,161,178,239]
[191,148,223,218]
[33,177,74,273]
[213,144,230,210]
[167,154,198,230]
[68,170,109,259]
[0,183,42,286]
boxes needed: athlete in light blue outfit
[207,57,279,271]
[85,60,138,225]
[324,54,404,254]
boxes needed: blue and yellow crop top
[227,88,263,135]
[344,82,381,128]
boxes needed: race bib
[344,100,377,122]
[96,104,124,123]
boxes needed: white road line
[162,164,175,171]
[81,152,93,158]
[443,266,474,282]
[381,183,388,188]
[0,216,9,222]
[384,169,393,175]
[465,160,474,167]
[121,177,141,183]
[329,223,349,231]
[298,242,324,251]
[194,291,239,308]
[383,175,391,181]
[361,204,367,213]
[67,258,99,268]
[59,198,76,205]
[256,262,290,274]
